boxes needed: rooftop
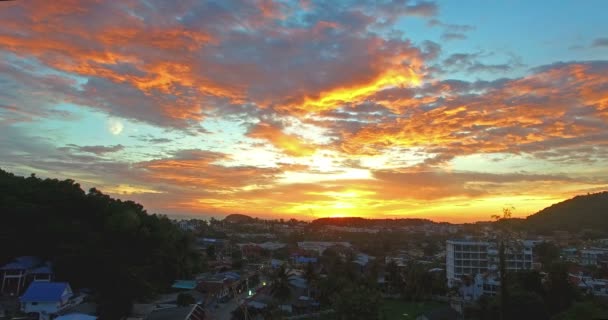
[20,282,71,302]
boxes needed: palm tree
[270,264,293,302]
[304,262,318,298]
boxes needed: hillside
[0,169,202,318]
[525,192,608,233]
[224,213,255,224]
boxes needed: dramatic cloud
[247,122,317,157]
[1,0,607,221]
[334,61,608,166]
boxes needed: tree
[270,265,293,302]
[385,261,401,294]
[402,263,433,301]
[206,245,216,260]
[304,262,318,298]
[534,242,560,269]
[0,169,203,319]
[491,207,516,320]
[177,293,195,306]
[333,284,381,320]
[545,262,577,315]
[554,301,608,320]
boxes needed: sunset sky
[1,0,607,222]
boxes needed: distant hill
[525,191,608,233]
[224,213,255,224]
[311,217,435,228]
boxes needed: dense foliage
[310,217,434,228]
[0,169,202,319]
[525,192,608,233]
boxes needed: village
[2,215,607,320]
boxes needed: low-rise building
[297,241,351,255]
[1,256,53,296]
[20,282,74,320]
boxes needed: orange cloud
[247,123,317,157]
[333,62,608,164]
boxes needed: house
[352,253,375,272]
[20,282,74,320]
[195,272,243,302]
[297,242,351,255]
[1,256,53,296]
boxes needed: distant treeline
[310,217,436,228]
[0,169,202,319]
[310,192,608,235]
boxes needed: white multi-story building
[446,239,534,288]
[446,240,490,287]
[580,248,608,266]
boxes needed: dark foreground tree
[0,169,202,319]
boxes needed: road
[205,290,250,320]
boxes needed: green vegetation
[525,192,608,233]
[0,169,202,319]
[380,300,445,320]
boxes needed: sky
[1,0,607,222]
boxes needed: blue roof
[20,282,71,302]
[1,256,41,270]
[289,277,308,289]
[295,256,318,264]
[171,280,197,290]
[221,272,241,280]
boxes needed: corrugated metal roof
[20,282,70,302]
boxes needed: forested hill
[525,191,608,233]
[311,217,435,228]
[0,169,202,319]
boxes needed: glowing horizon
[1,1,608,222]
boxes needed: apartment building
[580,248,608,266]
[446,239,534,287]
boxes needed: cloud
[592,38,608,47]
[247,122,317,157]
[71,144,125,155]
[327,61,608,165]
[441,52,523,74]
[441,32,467,41]
[429,19,475,42]
[0,0,429,130]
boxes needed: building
[580,248,608,266]
[459,273,501,301]
[446,239,534,288]
[297,241,351,255]
[1,256,53,296]
[20,282,74,320]
[569,273,608,297]
[446,240,490,287]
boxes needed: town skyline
[1,0,608,222]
